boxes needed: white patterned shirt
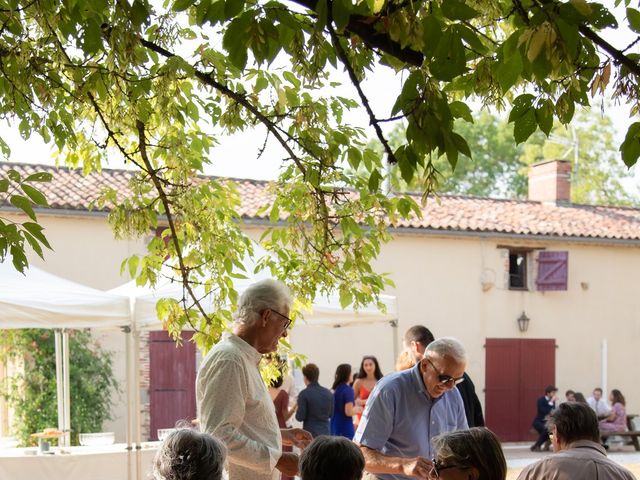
[196,333,281,480]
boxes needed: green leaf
[21,185,48,207]
[222,13,254,71]
[627,8,640,33]
[269,202,280,223]
[339,288,353,308]
[173,0,196,12]
[449,101,473,123]
[24,172,53,182]
[332,0,352,31]
[368,169,383,192]
[441,0,479,21]
[535,100,554,136]
[10,245,28,273]
[421,15,443,60]
[22,222,52,249]
[554,17,579,60]
[496,51,523,92]
[451,132,471,159]
[620,122,640,167]
[430,29,467,81]
[128,255,140,279]
[508,94,535,122]
[224,0,245,20]
[7,169,20,182]
[457,25,488,54]
[10,195,37,221]
[513,108,537,144]
[22,231,44,259]
[0,179,9,193]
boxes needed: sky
[2,2,639,195]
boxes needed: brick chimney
[528,159,571,204]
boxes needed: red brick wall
[528,159,571,203]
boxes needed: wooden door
[485,338,555,441]
[149,331,197,440]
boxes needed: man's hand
[401,456,433,479]
[281,427,313,449]
[275,452,299,477]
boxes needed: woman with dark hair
[300,435,365,480]
[352,356,383,428]
[574,391,587,404]
[331,364,361,439]
[431,427,507,480]
[599,389,627,433]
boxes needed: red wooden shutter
[536,251,568,291]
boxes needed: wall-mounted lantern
[517,311,530,333]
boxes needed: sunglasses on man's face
[425,357,465,386]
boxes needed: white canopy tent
[109,260,398,480]
[0,260,131,452]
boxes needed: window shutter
[536,251,568,291]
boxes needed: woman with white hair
[153,428,226,480]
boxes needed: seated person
[431,427,507,480]
[517,402,635,479]
[599,389,628,434]
[299,435,365,480]
[153,428,226,480]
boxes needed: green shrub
[0,329,118,446]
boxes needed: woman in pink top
[599,389,627,433]
[352,355,383,428]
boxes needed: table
[0,443,159,480]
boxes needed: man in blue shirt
[354,337,468,480]
[295,363,334,437]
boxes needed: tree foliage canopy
[386,109,639,206]
[1,0,640,346]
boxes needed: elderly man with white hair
[196,279,313,480]
[354,337,469,480]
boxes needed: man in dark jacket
[530,384,558,451]
[403,325,485,427]
[295,363,334,437]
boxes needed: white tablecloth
[0,443,159,480]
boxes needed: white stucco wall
[4,212,640,441]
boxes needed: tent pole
[123,326,133,480]
[62,329,71,448]
[134,327,142,480]
[54,330,64,440]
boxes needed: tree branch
[138,37,309,178]
[135,120,211,324]
[327,24,397,163]
[286,0,424,66]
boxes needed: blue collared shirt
[353,363,468,480]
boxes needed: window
[508,250,528,290]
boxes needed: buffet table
[0,443,159,480]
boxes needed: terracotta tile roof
[2,162,640,242]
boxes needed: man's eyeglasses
[431,458,462,478]
[270,309,292,331]
[425,357,465,386]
